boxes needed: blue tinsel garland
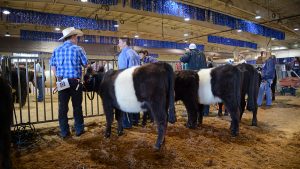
[20,30,204,50]
[1,8,117,31]
[129,0,285,40]
[208,35,257,49]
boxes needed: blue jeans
[257,79,273,106]
[37,77,44,101]
[58,79,84,137]
[202,105,210,116]
[122,112,140,128]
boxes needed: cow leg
[197,104,204,126]
[103,102,114,138]
[218,103,223,116]
[151,101,167,150]
[115,109,124,136]
[0,130,12,169]
[251,107,258,126]
[224,102,240,136]
[182,98,198,129]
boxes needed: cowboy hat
[59,27,83,41]
[189,43,197,50]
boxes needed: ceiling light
[184,18,190,21]
[184,40,188,43]
[237,29,242,32]
[184,33,188,37]
[84,39,89,42]
[2,9,10,15]
[5,32,11,37]
[114,24,119,28]
[255,15,261,19]
[55,27,60,31]
[294,28,299,31]
[134,35,139,38]
[81,0,88,2]
[271,38,275,40]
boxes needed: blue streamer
[20,30,204,50]
[128,0,285,40]
[1,7,117,31]
[208,35,257,49]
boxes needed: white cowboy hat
[59,27,83,41]
[189,43,197,50]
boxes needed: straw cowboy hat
[189,43,197,50]
[59,27,83,41]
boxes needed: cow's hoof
[104,132,111,138]
[251,122,257,126]
[186,123,197,129]
[231,131,239,137]
[117,130,124,136]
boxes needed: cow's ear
[86,67,93,74]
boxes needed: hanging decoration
[208,35,257,49]
[129,0,285,40]
[89,0,118,5]
[1,8,117,31]
[20,30,204,50]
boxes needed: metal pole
[16,60,23,124]
[25,59,31,123]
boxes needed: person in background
[50,27,88,138]
[180,43,207,71]
[103,61,113,72]
[118,37,141,128]
[180,43,209,116]
[292,57,300,77]
[257,55,276,107]
[138,50,158,64]
[35,59,45,102]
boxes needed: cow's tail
[165,63,176,124]
[246,69,259,111]
[233,68,241,116]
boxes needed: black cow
[0,77,13,169]
[197,65,241,136]
[11,68,33,107]
[218,63,260,126]
[174,70,202,128]
[84,62,176,149]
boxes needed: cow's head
[83,67,96,92]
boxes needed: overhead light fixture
[271,38,276,40]
[55,27,60,31]
[237,29,242,32]
[84,39,89,42]
[134,35,139,38]
[2,9,10,15]
[114,24,119,28]
[5,32,11,37]
[184,18,190,21]
[184,33,188,37]
[294,28,299,31]
[255,15,262,19]
[81,0,88,2]
[184,40,188,43]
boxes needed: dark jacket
[262,57,276,80]
[180,49,207,70]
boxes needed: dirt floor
[11,94,300,169]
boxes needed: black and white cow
[218,63,260,126]
[84,62,176,149]
[0,77,13,169]
[198,64,241,136]
[174,70,202,128]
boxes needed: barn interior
[0,0,300,169]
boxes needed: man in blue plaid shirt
[50,27,88,138]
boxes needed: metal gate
[0,56,180,126]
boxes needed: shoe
[60,132,71,139]
[75,130,85,137]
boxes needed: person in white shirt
[35,60,44,102]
